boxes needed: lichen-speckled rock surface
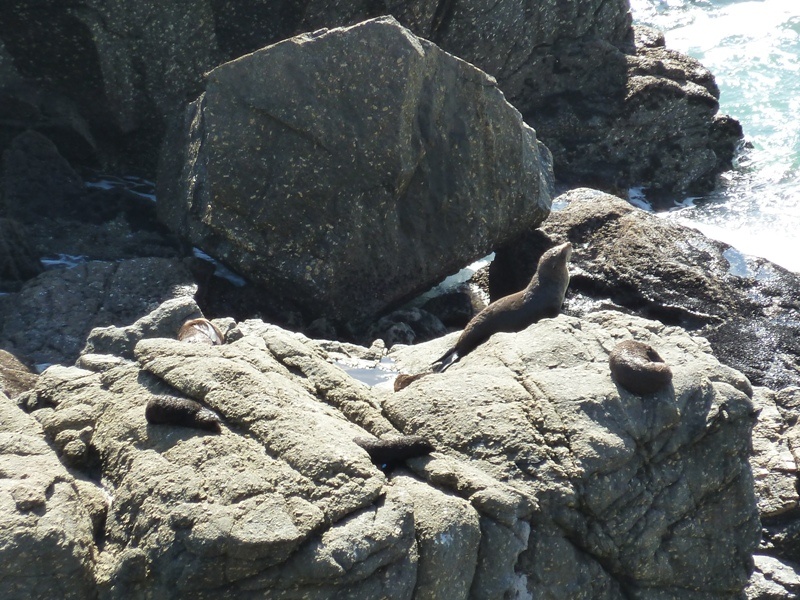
[5,297,764,598]
[158,16,552,327]
[493,188,800,392]
[390,310,760,598]
[0,390,96,599]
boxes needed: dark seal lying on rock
[145,395,223,433]
[178,318,224,345]
[608,340,673,394]
[433,242,572,372]
[353,435,434,470]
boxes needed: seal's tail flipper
[431,348,459,373]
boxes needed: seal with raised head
[432,241,572,372]
[608,340,673,394]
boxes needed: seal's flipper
[431,348,459,373]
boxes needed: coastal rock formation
[158,17,552,326]
[4,299,761,598]
[745,387,800,600]
[0,257,196,367]
[1,1,734,193]
[495,188,800,391]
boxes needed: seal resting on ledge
[432,241,572,372]
[145,395,223,433]
[608,340,673,394]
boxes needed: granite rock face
[494,188,800,391]
[158,16,552,327]
[0,390,96,599]
[390,310,760,599]
[4,298,762,598]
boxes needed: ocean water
[629,0,800,273]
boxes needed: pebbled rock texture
[2,299,764,598]
[0,257,197,367]
[0,390,96,599]
[158,16,552,327]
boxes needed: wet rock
[158,16,552,327]
[521,188,800,391]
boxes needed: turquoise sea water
[629,0,800,272]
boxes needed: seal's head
[536,241,572,281]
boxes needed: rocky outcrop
[531,25,741,198]
[158,16,552,327]
[0,349,37,398]
[2,129,85,223]
[390,310,760,598]
[1,1,735,194]
[0,0,219,172]
[0,257,196,367]
[493,188,800,391]
[4,296,761,598]
[0,390,96,599]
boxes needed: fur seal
[608,340,673,394]
[178,318,224,345]
[145,395,222,433]
[432,241,572,372]
[353,435,434,470]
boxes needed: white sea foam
[631,0,800,274]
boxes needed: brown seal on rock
[353,435,434,470]
[145,395,222,433]
[178,318,224,345]
[608,340,673,394]
[432,241,572,372]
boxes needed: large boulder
[493,188,800,392]
[529,26,741,198]
[158,16,553,327]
